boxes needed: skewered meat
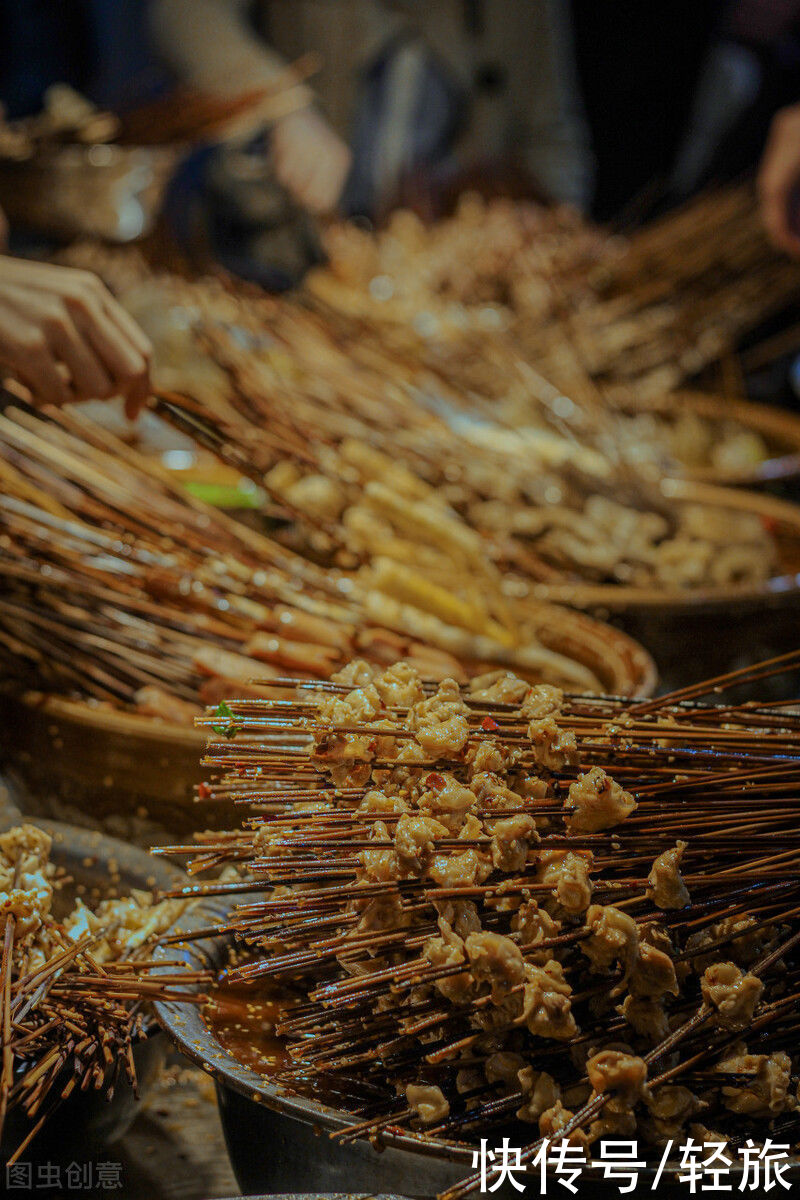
[406,1083,450,1124]
[701,963,764,1030]
[484,1051,527,1089]
[424,919,473,1004]
[469,671,531,706]
[489,815,538,872]
[415,715,471,757]
[419,775,477,833]
[358,820,400,882]
[619,995,670,1043]
[538,1101,590,1150]
[581,905,639,973]
[512,901,561,963]
[647,841,690,909]
[717,1045,795,1116]
[564,767,637,834]
[527,718,579,771]
[537,850,594,915]
[375,661,425,707]
[469,740,520,776]
[517,1067,561,1123]
[394,814,449,875]
[520,685,564,721]
[587,1050,651,1106]
[630,943,679,1000]
[518,959,577,1040]
[466,932,526,1001]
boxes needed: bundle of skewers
[161,651,800,1195]
[54,244,780,596]
[0,823,205,1164]
[315,185,800,398]
[0,398,613,729]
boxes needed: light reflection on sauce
[204,975,373,1110]
[204,977,291,1076]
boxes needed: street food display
[0,823,202,1163]
[0,400,642,736]
[53,241,796,607]
[158,652,800,1194]
[314,187,800,397]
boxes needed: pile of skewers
[0,398,608,727]
[316,185,800,398]
[58,247,781,595]
[162,651,800,1195]
[0,823,204,1164]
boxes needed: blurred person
[759,101,800,256]
[150,0,593,218]
[149,0,352,214]
[0,0,161,414]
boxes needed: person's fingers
[124,387,147,421]
[46,312,114,400]
[70,292,149,395]
[102,291,153,361]
[0,299,71,406]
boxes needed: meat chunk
[564,767,637,834]
[469,670,531,706]
[647,841,690,909]
[537,851,593,915]
[375,661,424,707]
[517,1068,561,1123]
[465,932,526,1000]
[484,1051,527,1089]
[415,715,470,757]
[587,1050,650,1107]
[419,775,477,834]
[434,899,482,939]
[489,815,538,872]
[512,902,561,962]
[701,963,763,1030]
[331,659,376,687]
[619,995,669,1043]
[408,678,469,729]
[629,943,679,1000]
[582,905,639,974]
[358,820,400,882]
[521,685,564,721]
[527,717,578,771]
[356,789,409,816]
[406,1083,450,1124]
[394,814,448,875]
[469,739,520,776]
[643,1086,702,1144]
[469,772,528,813]
[428,848,492,888]
[538,1101,590,1150]
[424,919,473,1004]
[716,1045,794,1116]
[518,959,577,1040]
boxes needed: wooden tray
[605,388,800,486]
[527,480,800,612]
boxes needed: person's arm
[758,102,800,257]
[150,0,351,212]
[0,258,151,416]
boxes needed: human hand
[271,108,351,214]
[0,257,151,416]
[758,103,800,258]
